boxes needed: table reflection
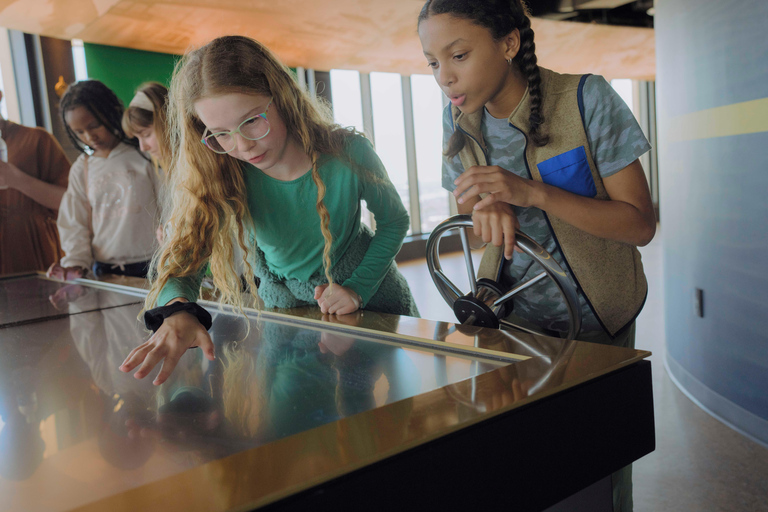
[1,292,504,510]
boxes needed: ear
[503,28,521,61]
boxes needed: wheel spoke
[434,270,463,300]
[493,272,548,307]
[459,227,478,295]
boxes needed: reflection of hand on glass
[318,332,356,356]
[48,283,87,310]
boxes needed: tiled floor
[398,229,768,511]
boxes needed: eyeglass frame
[200,98,273,154]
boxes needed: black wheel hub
[453,295,500,329]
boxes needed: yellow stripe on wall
[667,97,768,141]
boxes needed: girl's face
[65,106,120,155]
[134,126,160,159]
[194,92,289,170]
[419,14,518,115]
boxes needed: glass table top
[0,275,649,512]
[0,274,143,328]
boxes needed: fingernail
[458,197,464,204]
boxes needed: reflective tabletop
[0,275,651,512]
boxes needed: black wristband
[144,302,213,332]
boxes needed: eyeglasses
[201,98,272,154]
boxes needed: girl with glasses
[121,35,418,385]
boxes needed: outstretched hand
[314,284,362,315]
[454,165,539,210]
[119,308,214,386]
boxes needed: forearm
[532,182,656,246]
[12,168,66,210]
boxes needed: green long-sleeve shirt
[157,135,409,307]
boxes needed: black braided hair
[59,80,141,155]
[418,0,549,158]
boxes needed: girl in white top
[47,80,161,280]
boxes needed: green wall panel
[82,43,178,107]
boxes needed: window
[71,39,88,81]
[329,69,453,238]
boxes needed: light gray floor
[398,229,768,512]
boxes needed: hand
[0,160,20,190]
[314,284,361,315]
[119,309,214,386]
[471,202,522,260]
[46,261,87,281]
[454,165,539,210]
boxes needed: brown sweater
[0,119,70,275]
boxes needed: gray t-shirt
[441,75,651,335]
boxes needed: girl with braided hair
[419,2,654,510]
[48,80,161,280]
[120,35,417,386]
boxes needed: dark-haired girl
[47,80,161,280]
[418,1,655,510]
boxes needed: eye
[427,61,438,69]
[242,117,257,126]
[454,53,467,61]
[214,133,231,142]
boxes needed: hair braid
[309,156,335,288]
[515,13,549,146]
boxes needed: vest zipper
[507,121,610,338]
[456,124,489,163]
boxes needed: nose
[437,65,455,88]
[234,132,255,154]
[138,139,148,152]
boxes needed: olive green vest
[451,67,647,337]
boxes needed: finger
[334,301,358,315]
[120,340,155,372]
[473,194,500,210]
[153,351,182,386]
[473,216,482,239]
[491,215,504,249]
[133,346,167,380]
[314,284,328,300]
[197,331,215,361]
[317,297,329,314]
[502,214,517,260]
[328,298,349,315]
[481,215,492,244]
[457,184,486,204]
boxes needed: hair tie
[129,91,154,112]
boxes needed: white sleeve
[58,157,94,269]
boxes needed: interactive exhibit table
[0,274,654,511]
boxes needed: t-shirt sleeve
[156,272,205,307]
[582,75,652,178]
[340,136,410,307]
[441,104,465,192]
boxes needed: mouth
[449,94,466,107]
[248,152,267,164]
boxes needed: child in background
[418,1,656,510]
[0,89,70,275]
[120,35,417,385]
[47,80,162,280]
[122,82,170,245]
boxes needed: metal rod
[459,227,478,295]
[493,272,548,307]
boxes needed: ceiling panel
[0,0,654,79]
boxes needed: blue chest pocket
[537,146,597,198]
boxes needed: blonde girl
[121,82,171,171]
[120,35,418,385]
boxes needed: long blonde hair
[145,35,355,313]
